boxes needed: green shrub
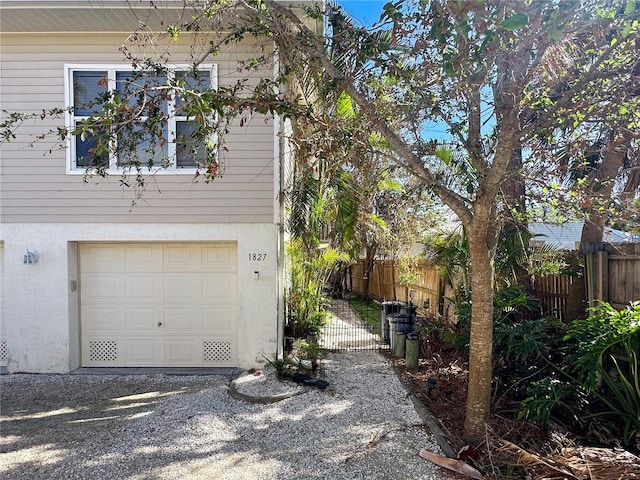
[520,376,590,430]
[564,301,640,445]
[450,285,540,354]
[285,238,350,337]
[264,356,298,379]
[521,302,640,448]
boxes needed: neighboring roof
[529,222,639,250]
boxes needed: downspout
[276,122,286,361]
[274,48,285,361]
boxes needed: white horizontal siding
[1,32,277,224]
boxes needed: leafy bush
[264,356,298,379]
[413,311,446,357]
[492,315,564,402]
[285,238,350,337]
[521,302,640,448]
[520,377,590,429]
[451,285,540,354]
[564,301,640,445]
[493,317,558,366]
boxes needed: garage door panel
[126,307,163,332]
[125,339,161,364]
[203,338,235,364]
[81,243,238,367]
[125,275,161,302]
[163,308,200,332]
[125,245,161,272]
[202,306,237,333]
[163,245,201,271]
[82,335,237,366]
[83,306,126,333]
[82,245,125,271]
[203,244,237,271]
[164,339,198,363]
[202,274,237,301]
[164,275,199,302]
[85,338,120,364]
[82,274,124,301]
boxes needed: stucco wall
[2,223,279,373]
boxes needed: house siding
[0,32,276,224]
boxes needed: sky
[335,1,452,140]
[338,1,387,26]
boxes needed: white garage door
[80,243,238,367]
[0,243,6,367]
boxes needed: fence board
[347,242,640,324]
[535,274,573,321]
[349,259,442,316]
[608,251,640,308]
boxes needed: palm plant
[285,237,350,337]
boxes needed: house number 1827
[249,253,267,261]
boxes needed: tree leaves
[167,26,180,42]
[499,13,529,32]
[336,91,355,118]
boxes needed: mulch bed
[385,348,640,479]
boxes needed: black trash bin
[379,301,404,343]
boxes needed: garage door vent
[203,340,231,362]
[89,340,118,362]
[0,341,7,362]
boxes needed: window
[65,64,217,173]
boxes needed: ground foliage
[390,346,640,479]
[375,279,640,478]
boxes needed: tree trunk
[581,130,631,244]
[503,147,535,300]
[563,276,586,322]
[463,207,498,444]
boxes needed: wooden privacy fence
[532,243,640,321]
[534,274,576,322]
[583,242,640,310]
[349,259,443,316]
[348,242,640,323]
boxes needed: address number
[249,253,268,261]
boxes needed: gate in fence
[319,298,389,351]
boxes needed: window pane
[75,125,109,168]
[73,71,107,115]
[176,121,208,168]
[117,123,168,168]
[175,70,211,111]
[116,71,168,115]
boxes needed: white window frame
[64,63,218,174]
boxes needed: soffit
[0,1,208,33]
[0,0,322,33]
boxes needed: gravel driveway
[1,351,455,479]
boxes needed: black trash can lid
[390,315,414,322]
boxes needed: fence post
[584,248,609,307]
[393,332,406,358]
[405,334,419,369]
